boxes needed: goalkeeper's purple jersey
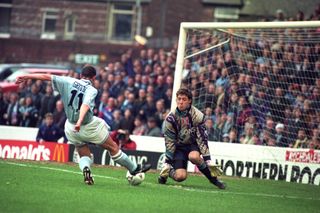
[163,105,211,160]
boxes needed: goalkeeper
[158,88,225,189]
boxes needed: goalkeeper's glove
[206,160,223,177]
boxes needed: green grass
[0,159,319,213]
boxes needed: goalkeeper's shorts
[173,143,200,169]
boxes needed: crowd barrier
[0,125,319,185]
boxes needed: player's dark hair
[176,88,192,100]
[81,65,96,78]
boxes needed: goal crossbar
[180,21,320,29]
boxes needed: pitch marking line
[2,161,319,201]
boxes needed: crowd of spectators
[0,47,175,142]
[0,7,320,150]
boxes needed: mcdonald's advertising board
[0,140,69,163]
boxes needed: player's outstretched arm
[15,74,52,84]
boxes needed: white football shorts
[65,116,110,146]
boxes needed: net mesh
[180,26,320,148]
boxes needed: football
[126,171,145,186]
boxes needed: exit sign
[75,54,99,65]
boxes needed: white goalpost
[172,21,320,146]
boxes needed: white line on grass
[2,161,119,181]
[2,160,319,201]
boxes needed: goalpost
[172,21,320,145]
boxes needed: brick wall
[11,0,108,41]
[0,37,132,64]
[2,0,215,64]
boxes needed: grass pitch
[0,159,319,213]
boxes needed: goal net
[172,21,320,148]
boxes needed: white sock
[111,150,137,173]
[79,156,93,171]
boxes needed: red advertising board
[286,149,320,164]
[0,140,69,162]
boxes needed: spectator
[227,129,239,143]
[133,58,143,75]
[116,94,125,110]
[163,87,173,110]
[99,97,116,127]
[110,129,136,150]
[236,96,252,135]
[266,135,277,146]
[125,76,138,97]
[146,48,155,66]
[134,73,142,89]
[252,88,270,128]
[141,94,156,118]
[110,109,122,130]
[145,116,162,137]
[132,115,147,136]
[240,123,255,145]
[97,91,109,113]
[146,82,156,96]
[222,133,229,142]
[310,87,320,111]
[133,89,147,113]
[215,85,225,108]
[287,107,307,145]
[224,51,239,76]
[120,92,136,114]
[0,89,8,125]
[36,113,65,143]
[139,49,148,68]
[262,116,276,140]
[154,99,168,128]
[270,87,289,122]
[293,129,309,148]
[274,123,288,147]
[164,74,174,90]
[52,100,67,131]
[19,96,39,127]
[109,74,125,98]
[215,67,229,89]
[222,112,233,136]
[4,93,20,126]
[204,83,217,109]
[27,84,43,111]
[121,51,134,77]
[119,108,135,133]
[274,9,286,21]
[139,75,149,90]
[237,74,250,98]
[226,92,239,121]
[39,84,56,120]
[295,10,305,21]
[154,75,168,101]
[309,135,320,150]
[205,117,215,141]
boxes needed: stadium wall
[0,125,319,185]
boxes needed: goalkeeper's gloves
[206,160,223,177]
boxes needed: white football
[126,171,145,186]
